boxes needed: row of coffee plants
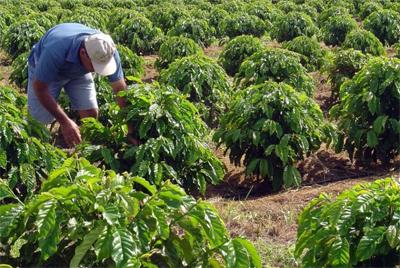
[295,177,400,267]
[0,86,261,266]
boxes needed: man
[27,23,137,147]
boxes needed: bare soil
[0,50,12,87]
[142,55,159,82]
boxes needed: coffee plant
[218,35,263,76]
[0,157,261,267]
[295,178,400,267]
[317,6,349,27]
[60,8,107,31]
[167,17,215,47]
[321,15,358,46]
[9,52,29,89]
[342,29,385,56]
[116,44,144,79]
[160,55,231,127]
[208,7,230,38]
[79,83,224,194]
[2,19,45,60]
[235,48,315,96]
[330,57,400,163]
[219,12,267,39]
[214,82,335,191]
[364,9,400,45]
[282,36,327,72]
[155,36,202,70]
[327,49,370,100]
[245,2,281,23]
[114,16,164,55]
[0,87,65,201]
[358,1,382,20]
[107,8,141,32]
[271,12,318,42]
[146,4,189,33]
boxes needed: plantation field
[0,0,400,267]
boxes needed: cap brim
[92,57,117,76]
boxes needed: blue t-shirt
[28,23,123,83]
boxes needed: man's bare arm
[33,79,70,124]
[33,79,81,146]
[110,78,141,145]
[110,78,128,108]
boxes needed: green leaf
[329,236,350,266]
[0,150,7,169]
[0,204,24,237]
[36,199,59,260]
[283,166,301,187]
[95,227,113,260]
[132,176,156,195]
[259,159,269,177]
[112,228,139,267]
[366,130,378,148]
[220,238,262,268]
[356,227,386,261]
[103,205,120,225]
[0,180,16,202]
[70,224,105,268]
[275,144,288,165]
[246,158,259,175]
[372,115,388,135]
[367,96,379,115]
[386,225,400,248]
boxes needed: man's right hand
[60,118,82,147]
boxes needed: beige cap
[84,33,117,76]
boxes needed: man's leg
[27,65,66,124]
[64,73,98,120]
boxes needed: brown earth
[0,50,12,87]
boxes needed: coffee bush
[330,57,400,163]
[218,35,263,76]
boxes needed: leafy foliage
[167,17,215,47]
[60,8,107,31]
[364,9,400,45]
[107,8,141,32]
[320,15,358,46]
[282,36,327,72]
[219,12,267,38]
[114,16,164,55]
[0,87,65,201]
[317,6,349,27]
[342,29,385,56]
[116,44,144,79]
[2,19,45,60]
[235,48,315,96]
[295,178,400,267]
[160,55,231,127]
[218,35,263,76]
[327,49,370,99]
[0,157,261,267]
[272,12,318,42]
[155,36,202,70]
[330,57,400,163]
[358,1,383,20]
[9,52,29,89]
[214,82,335,191]
[146,4,189,33]
[245,2,282,23]
[208,7,230,38]
[79,83,224,194]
